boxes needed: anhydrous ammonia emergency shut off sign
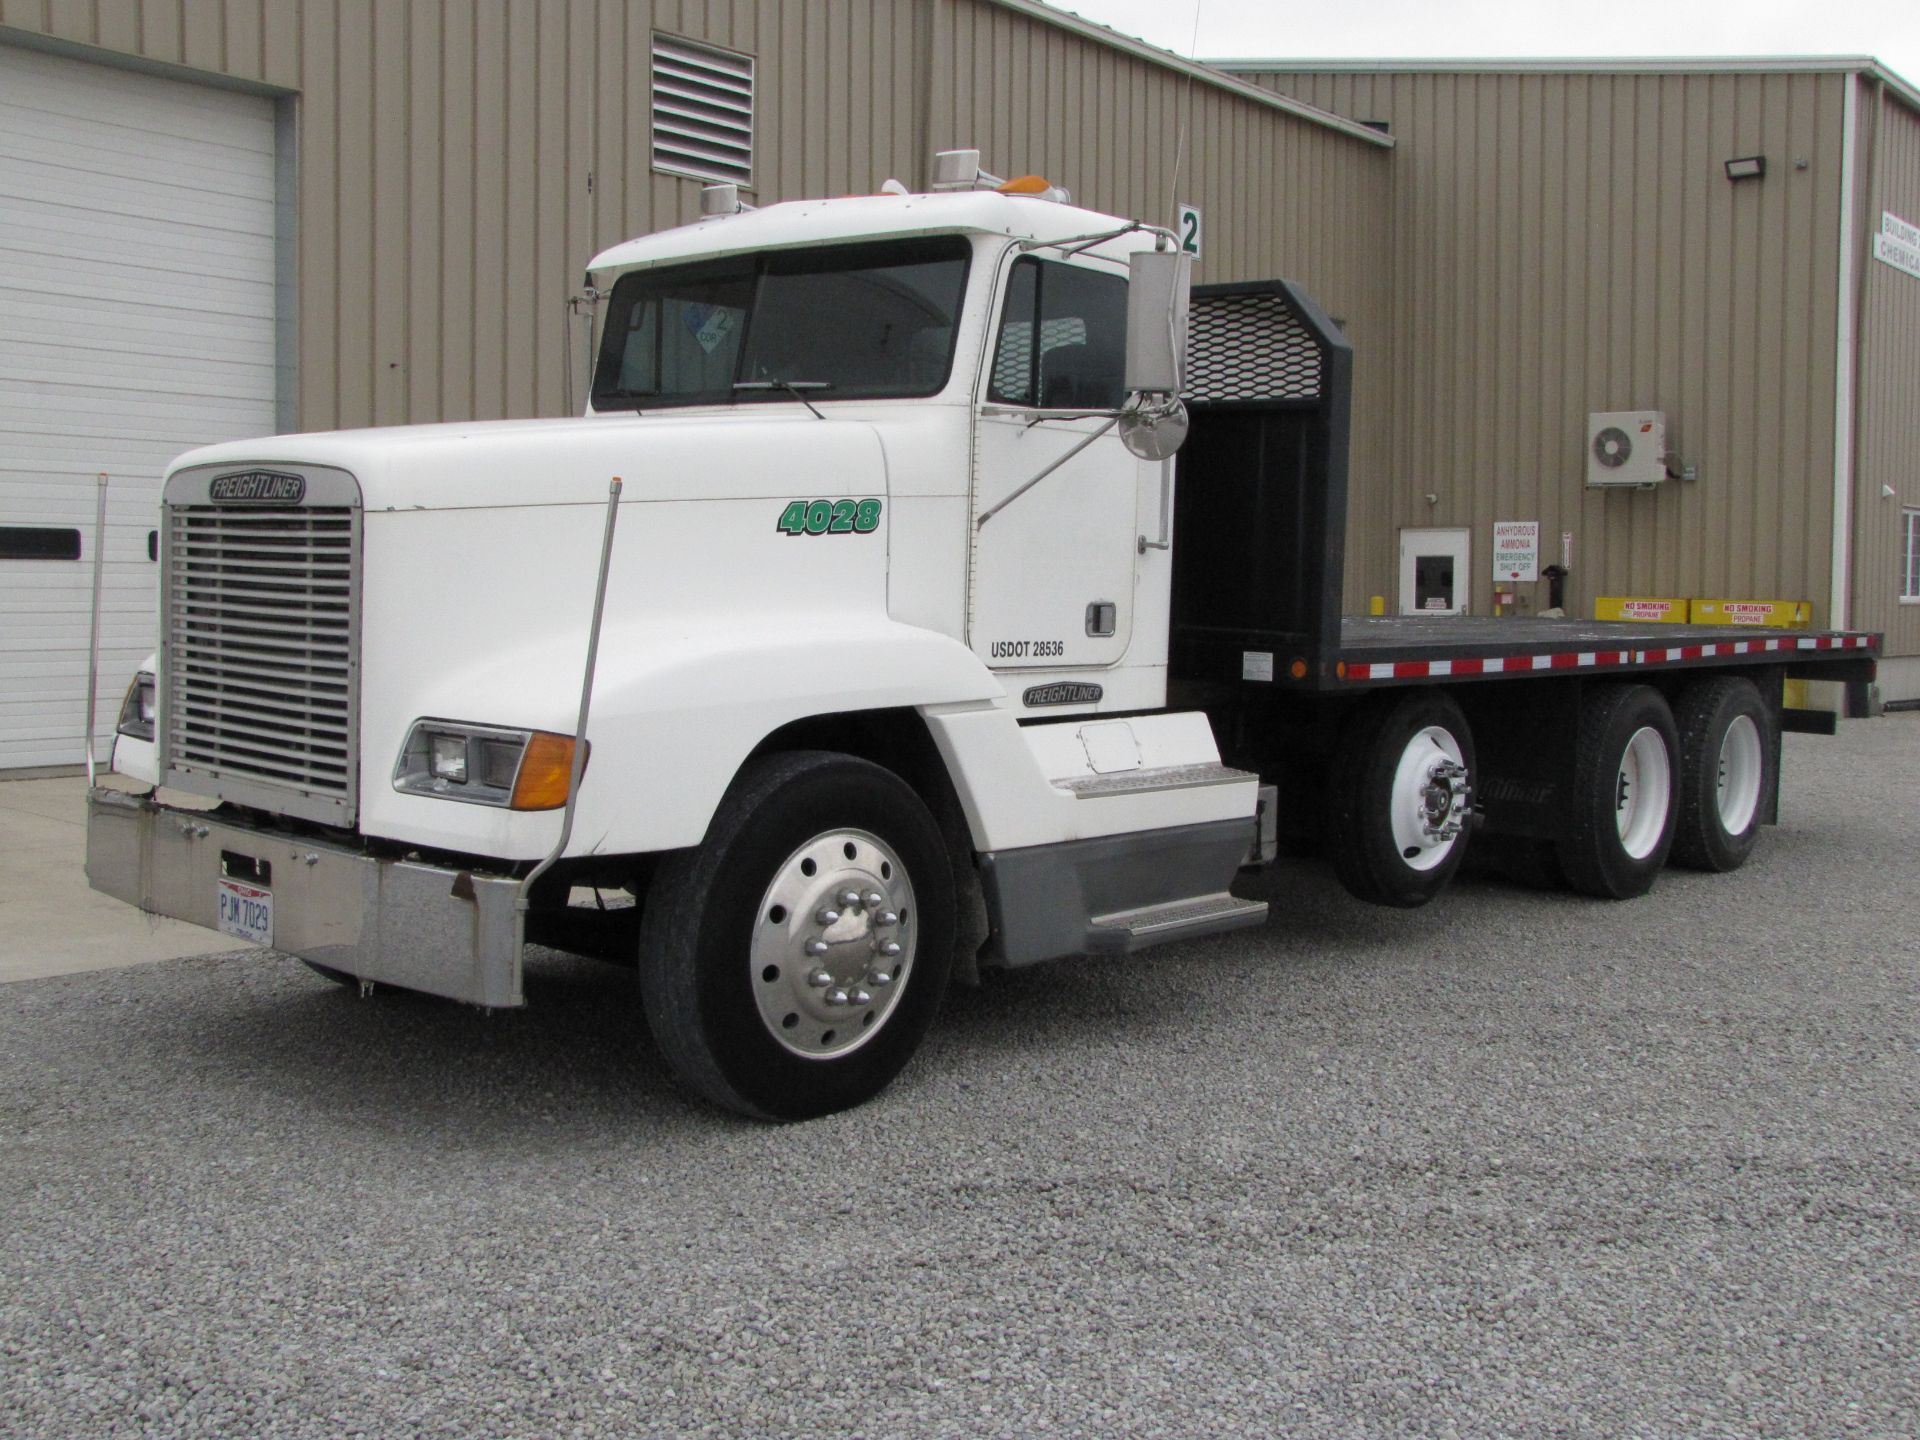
[1493,521,1539,582]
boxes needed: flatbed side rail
[1330,629,1880,688]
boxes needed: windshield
[590,236,973,410]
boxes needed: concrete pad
[0,773,242,983]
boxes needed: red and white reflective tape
[1341,632,1875,683]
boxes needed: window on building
[0,527,81,561]
[1903,507,1920,603]
[651,34,753,186]
[988,257,1129,410]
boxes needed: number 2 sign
[1177,202,1202,259]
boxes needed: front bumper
[86,787,526,1007]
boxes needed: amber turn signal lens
[510,732,587,811]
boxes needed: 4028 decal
[776,498,882,536]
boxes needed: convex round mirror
[1118,396,1190,461]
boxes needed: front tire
[1326,689,1476,908]
[638,751,955,1120]
[1556,684,1679,899]
[1669,676,1774,872]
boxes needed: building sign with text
[1492,520,1539,582]
[1876,212,1920,281]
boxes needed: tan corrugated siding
[0,0,940,429]
[1852,86,1920,659]
[1243,68,1847,621]
[2,2,1394,605]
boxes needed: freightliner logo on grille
[209,470,306,503]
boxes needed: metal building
[3,9,1916,771]
[1227,59,1920,705]
[0,0,1391,770]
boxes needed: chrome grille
[161,500,361,825]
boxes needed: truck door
[970,254,1141,669]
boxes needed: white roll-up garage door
[0,43,279,770]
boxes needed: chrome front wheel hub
[751,828,915,1060]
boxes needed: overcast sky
[1044,0,1920,85]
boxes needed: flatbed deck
[1329,615,1879,687]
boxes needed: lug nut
[869,971,893,986]
[805,939,830,957]
[815,908,841,926]
[838,888,861,907]
[876,940,903,958]
[864,891,884,909]
[807,968,833,988]
[851,989,872,1006]
[875,911,899,928]
[825,989,849,1007]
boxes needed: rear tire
[638,751,954,1121]
[1326,689,1476,908]
[1669,676,1773,872]
[1556,684,1678,899]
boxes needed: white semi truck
[89,154,1879,1119]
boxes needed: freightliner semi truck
[88,153,1880,1119]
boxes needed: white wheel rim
[750,828,916,1061]
[1389,725,1470,872]
[1715,714,1763,836]
[1614,725,1673,860]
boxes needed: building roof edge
[988,1,1394,148]
[1210,54,1920,115]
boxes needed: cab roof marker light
[996,174,1072,204]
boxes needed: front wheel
[1670,676,1774,872]
[1326,689,1476,908]
[638,751,955,1120]
[1556,684,1679,899]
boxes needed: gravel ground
[3,720,1916,1439]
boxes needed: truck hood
[168,412,888,510]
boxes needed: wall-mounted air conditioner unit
[1586,411,1667,488]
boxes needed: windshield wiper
[733,379,832,419]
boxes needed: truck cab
[91,171,1269,1119]
[580,187,1177,709]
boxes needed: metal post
[518,476,624,917]
[83,472,108,787]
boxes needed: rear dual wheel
[1557,684,1679,899]
[1670,676,1773,872]
[1327,690,1476,908]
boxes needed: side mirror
[1124,249,1191,395]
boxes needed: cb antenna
[1166,0,1204,227]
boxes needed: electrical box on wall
[1586,411,1667,488]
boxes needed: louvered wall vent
[651,35,754,186]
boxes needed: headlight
[116,672,156,742]
[392,720,586,810]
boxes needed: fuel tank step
[1085,891,1269,953]
[1054,761,1255,799]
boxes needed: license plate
[216,877,273,946]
